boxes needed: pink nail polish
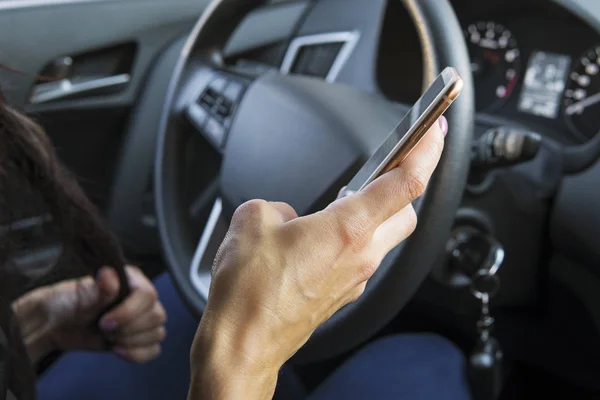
[114,346,128,358]
[128,276,138,290]
[95,267,107,282]
[439,116,448,137]
[100,318,118,332]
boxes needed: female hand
[13,265,167,364]
[189,117,447,399]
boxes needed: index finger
[330,116,447,230]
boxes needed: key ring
[470,269,501,300]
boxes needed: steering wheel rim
[154,0,474,363]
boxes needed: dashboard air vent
[289,42,344,78]
[281,31,360,82]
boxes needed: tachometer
[564,45,600,139]
[465,21,520,111]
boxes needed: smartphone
[344,67,463,194]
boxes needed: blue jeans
[37,274,471,399]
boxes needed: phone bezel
[345,67,463,193]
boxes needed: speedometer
[564,45,600,139]
[466,21,520,111]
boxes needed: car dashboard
[378,0,600,144]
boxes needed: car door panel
[0,0,208,108]
[0,0,207,271]
[1,0,207,213]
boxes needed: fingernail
[113,346,128,359]
[128,276,138,290]
[100,318,118,332]
[95,268,104,282]
[439,116,448,137]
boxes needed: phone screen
[345,68,460,193]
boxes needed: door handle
[30,73,131,104]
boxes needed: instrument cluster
[465,18,600,141]
[376,0,600,144]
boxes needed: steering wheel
[154,0,474,363]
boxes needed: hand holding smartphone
[343,67,463,196]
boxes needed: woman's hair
[0,89,129,399]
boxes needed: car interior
[3,0,600,398]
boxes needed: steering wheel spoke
[190,198,228,299]
[189,178,219,220]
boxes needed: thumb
[96,266,121,308]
